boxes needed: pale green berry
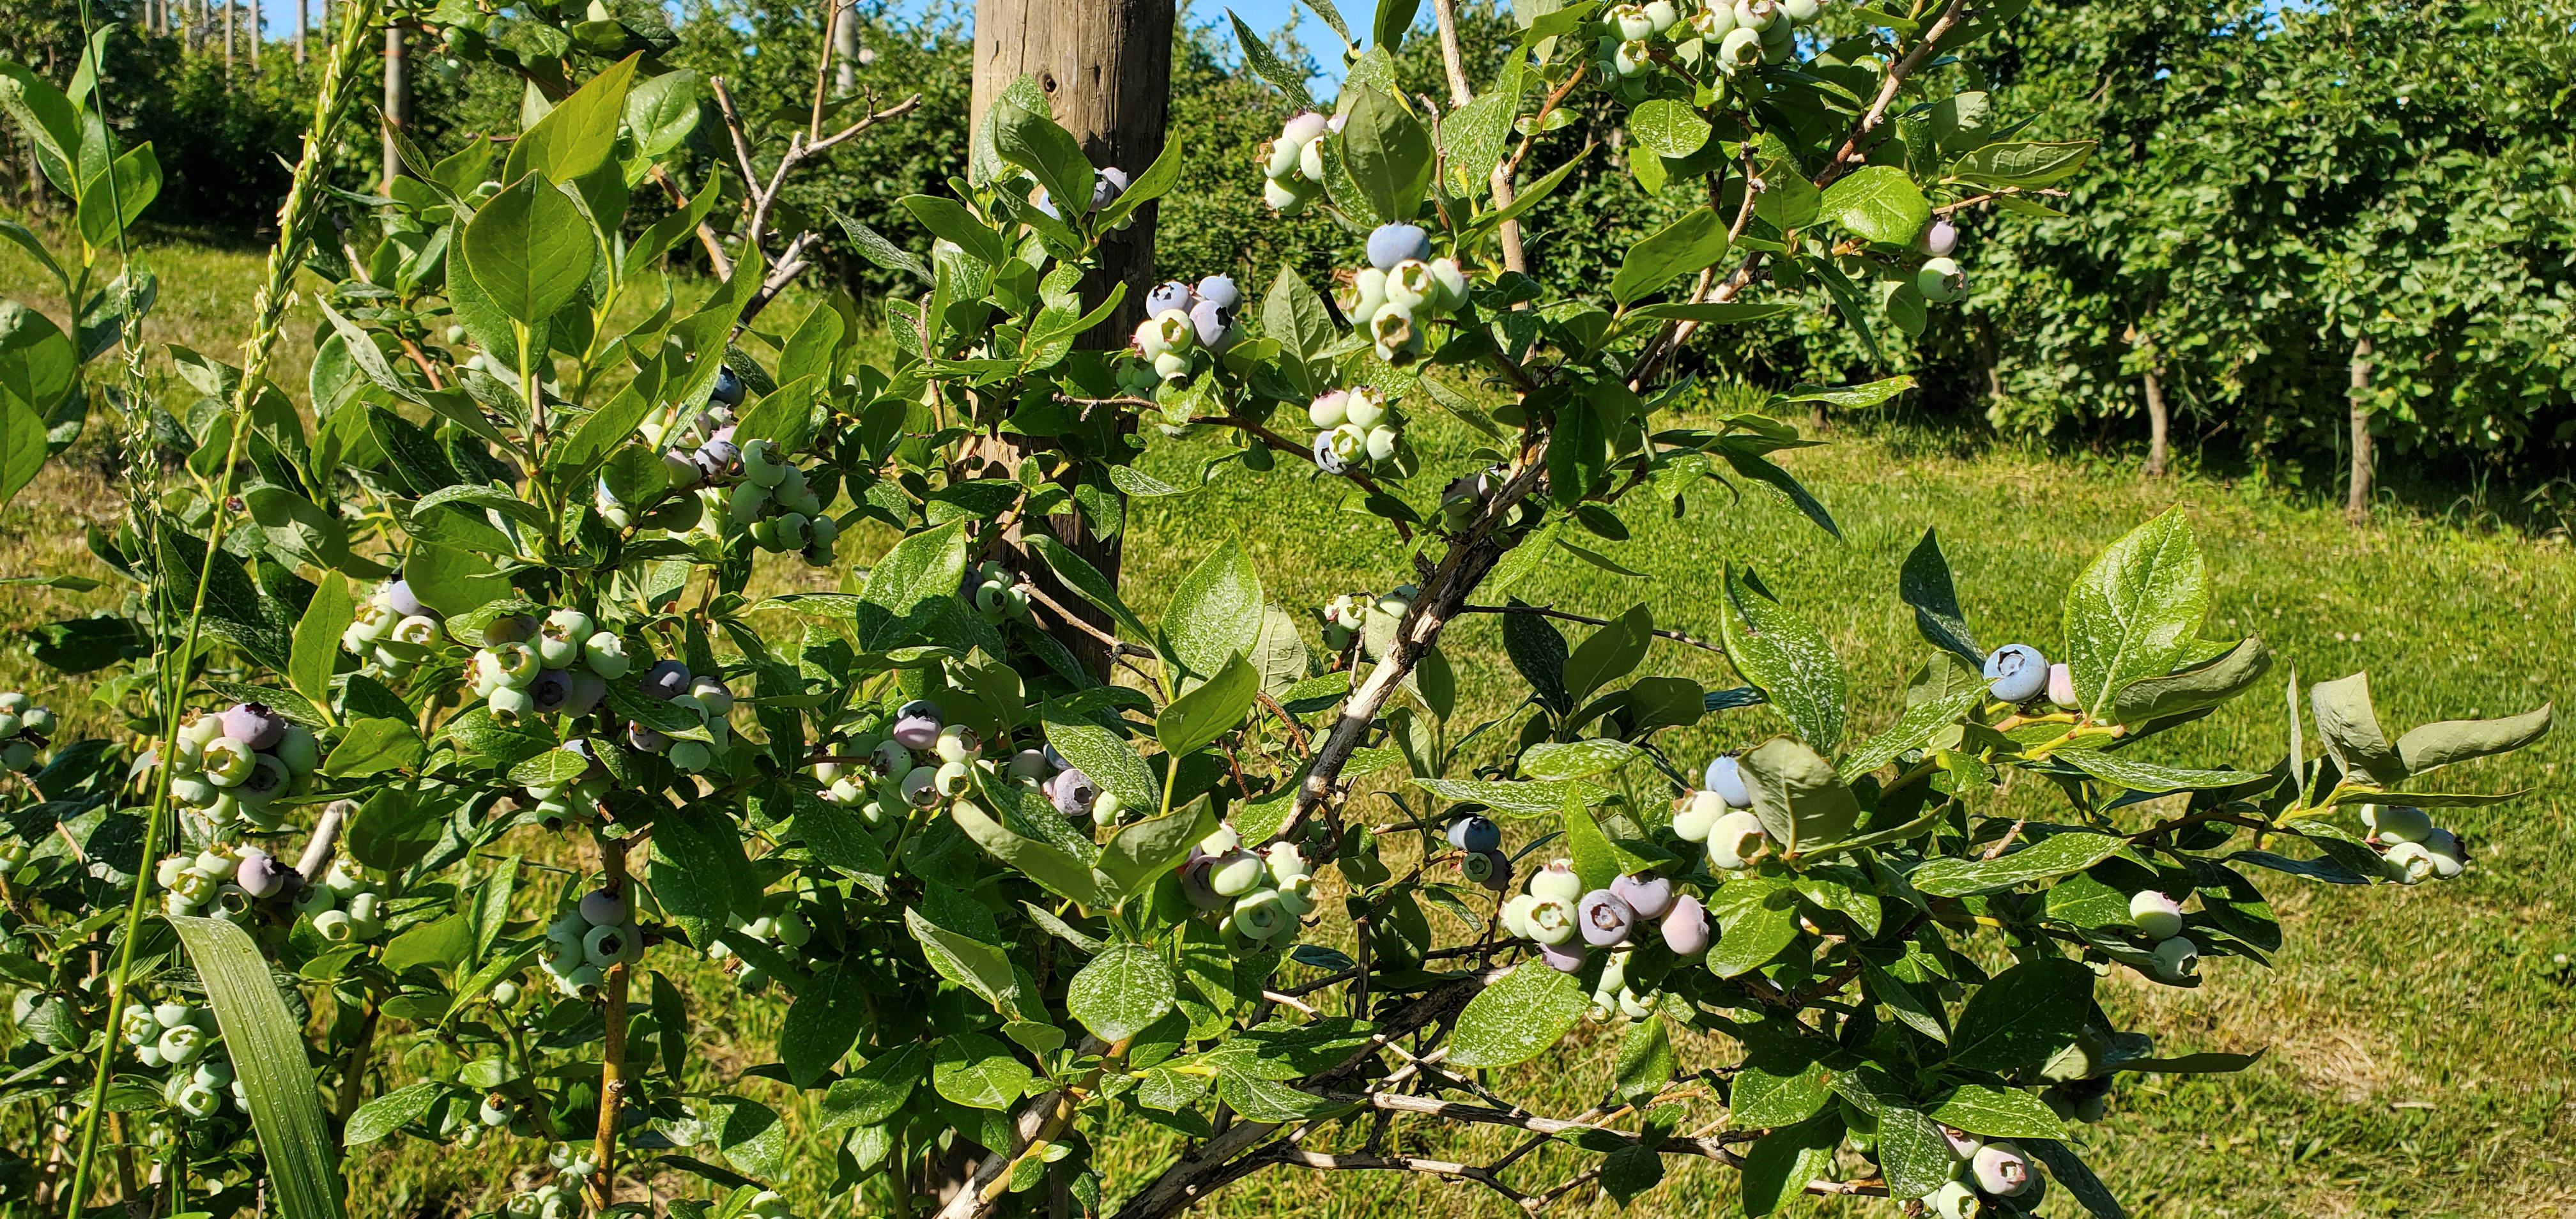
[1673,790,1724,842]
[2129,891,2186,939]
[1529,860,1584,903]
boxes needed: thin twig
[1455,604,1728,657]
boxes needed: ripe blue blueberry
[1188,298,1233,349]
[1146,280,1197,316]
[1540,939,1588,972]
[640,660,691,702]
[528,670,573,715]
[1982,643,2048,703]
[1447,815,1501,852]
[1610,871,1675,919]
[1704,754,1753,808]
[1196,275,1241,312]
[1660,894,1710,954]
[1918,217,1959,257]
[1577,889,1634,946]
[1365,223,1432,272]
[219,703,286,750]
[385,579,427,617]
[1091,166,1129,211]
[711,366,745,406]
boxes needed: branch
[1257,1146,1527,1205]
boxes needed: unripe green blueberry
[582,923,627,968]
[1501,893,1540,939]
[1717,25,1763,71]
[1263,177,1310,213]
[2423,828,2465,878]
[933,758,972,797]
[1427,257,1469,312]
[270,723,319,775]
[0,713,21,738]
[1529,859,1584,903]
[1778,0,1819,20]
[1707,809,1769,870]
[1611,3,1654,40]
[491,979,521,1007]
[2383,840,2435,884]
[346,892,384,939]
[1673,790,1725,841]
[1,740,35,772]
[1689,4,1737,38]
[1759,15,1793,61]
[2129,890,2186,940]
[1612,38,1653,77]
[1924,1181,1982,1219]
[1918,257,1968,303]
[2150,935,2199,981]
[1230,887,1293,942]
[1525,894,1579,946]
[1733,0,1776,30]
[313,908,356,942]
[1343,387,1389,429]
[1134,309,1194,360]
[935,724,981,763]
[669,739,714,773]
[1386,260,1438,312]
[1644,0,1680,31]
[489,686,537,724]
[583,632,631,678]
[1364,425,1400,463]
[1208,849,1267,897]
[562,963,605,999]
[0,691,26,712]
[1368,302,1420,360]
[2364,804,2432,844]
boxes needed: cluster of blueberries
[342,578,446,682]
[707,893,819,991]
[2363,803,2467,885]
[961,561,1034,626]
[157,703,324,831]
[1316,586,1414,656]
[1255,111,1344,217]
[540,885,646,1000]
[1177,824,1315,951]
[608,385,841,567]
[119,1000,244,1121]
[1131,275,1244,383]
[1034,165,1135,228]
[811,698,1007,827]
[1919,1131,2048,1218]
[0,691,54,772]
[1349,222,1468,367]
[1598,0,1824,80]
[1307,387,1407,476]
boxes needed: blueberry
[1090,166,1129,210]
[1461,849,1510,890]
[1576,889,1634,946]
[640,660,691,702]
[1446,815,1500,852]
[1660,894,1710,954]
[2128,890,2185,939]
[1365,223,1432,272]
[528,670,573,715]
[1704,754,1752,808]
[1539,939,1588,973]
[1188,298,1232,349]
[2048,661,2080,709]
[385,579,427,618]
[235,852,296,900]
[1609,871,1675,919]
[711,366,745,406]
[1612,3,1655,41]
[1195,275,1241,311]
[1918,217,1959,257]
[2150,935,2199,981]
[1146,280,1197,316]
[891,712,943,751]
[1707,810,1768,870]
[219,703,287,750]
[2363,804,2432,844]
[1971,1142,2036,1197]
[1717,24,1763,70]
[1047,767,1098,818]
[1917,256,1968,303]
[1529,859,1584,903]
[1982,643,2048,703]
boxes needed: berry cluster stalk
[65,0,386,1208]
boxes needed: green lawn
[3,233,2570,1217]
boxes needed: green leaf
[1156,653,1259,758]
[1739,737,1859,855]
[2062,507,2206,714]
[2306,670,2402,784]
[818,1041,928,1131]
[780,965,871,1087]
[288,572,353,710]
[462,171,596,326]
[75,142,159,249]
[899,194,1008,267]
[1229,10,1314,111]
[344,1081,443,1146]
[1338,88,1433,224]
[401,543,509,618]
[990,97,1092,227]
[2056,750,2267,795]
[1025,534,1152,643]
[1706,887,1798,977]
[504,53,636,186]
[652,804,756,944]
[1730,1053,1828,1126]
[1928,1084,2067,1138]
[1518,738,1641,781]
[1068,942,1176,1043]
[1628,301,1798,324]
[2025,1139,2128,1219]
[1720,568,1846,753]
[1860,956,1946,1043]
[166,916,348,1219]
[932,1032,1032,1110]
[1873,1106,1958,1197]
[1948,958,2093,1073]
[622,67,703,158]
[1439,86,1515,197]
[323,717,424,777]
[1562,603,1652,708]
[1096,796,1216,899]
[1627,98,1711,158]
[1909,832,2124,897]
[1898,527,1980,665]
[1411,777,1609,818]
[1610,206,1730,305]
[1162,540,1263,680]
[1947,140,2095,187]
[905,907,1022,1016]
[1612,1012,1675,1103]
[857,518,968,652]
[2394,702,2552,778]
[950,788,1111,907]
[1371,0,1421,50]
[1447,963,1585,1068]
[2113,635,2272,728]
[1739,1111,1841,1216]
[1819,164,1931,245]
[0,378,54,510]
[1842,652,1980,781]
[1041,703,1161,813]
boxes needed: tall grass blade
[167,915,349,1219]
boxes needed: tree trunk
[965,0,1172,682]
[832,0,859,97]
[249,0,261,70]
[223,0,234,68]
[295,0,305,65]
[2142,365,2168,477]
[2346,335,2373,523]
[381,27,406,194]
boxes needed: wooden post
[223,0,234,68]
[2346,335,2373,523]
[381,27,407,193]
[2125,323,2169,477]
[295,0,305,65]
[249,0,261,70]
[967,0,1173,681]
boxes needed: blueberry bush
[0,0,2557,1216]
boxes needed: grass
[1,229,2572,1218]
